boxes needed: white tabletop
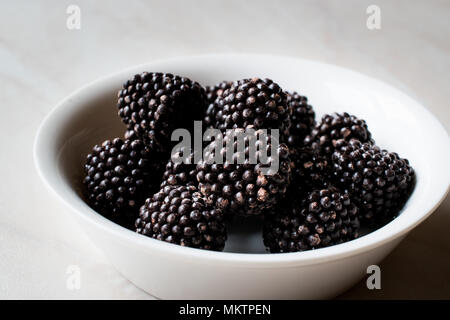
[1,0,449,299]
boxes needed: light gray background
[0,0,449,299]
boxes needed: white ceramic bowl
[34,54,450,299]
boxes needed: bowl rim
[34,53,450,267]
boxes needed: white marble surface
[0,0,449,299]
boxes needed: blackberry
[206,81,232,102]
[135,185,227,251]
[205,78,291,141]
[117,72,206,152]
[331,139,415,225]
[263,187,360,253]
[285,91,315,149]
[204,81,232,127]
[304,112,373,156]
[83,138,164,229]
[160,152,197,188]
[196,129,292,216]
[291,147,331,192]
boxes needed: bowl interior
[37,55,450,257]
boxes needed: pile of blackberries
[83,73,415,253]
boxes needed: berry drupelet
[304,112,374,156]
[263,187,360,253]
[83,138,165,229]
[135,185,227,251]
[331,139,415,225]
[117,72,206,152]
[124,129,137,140]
